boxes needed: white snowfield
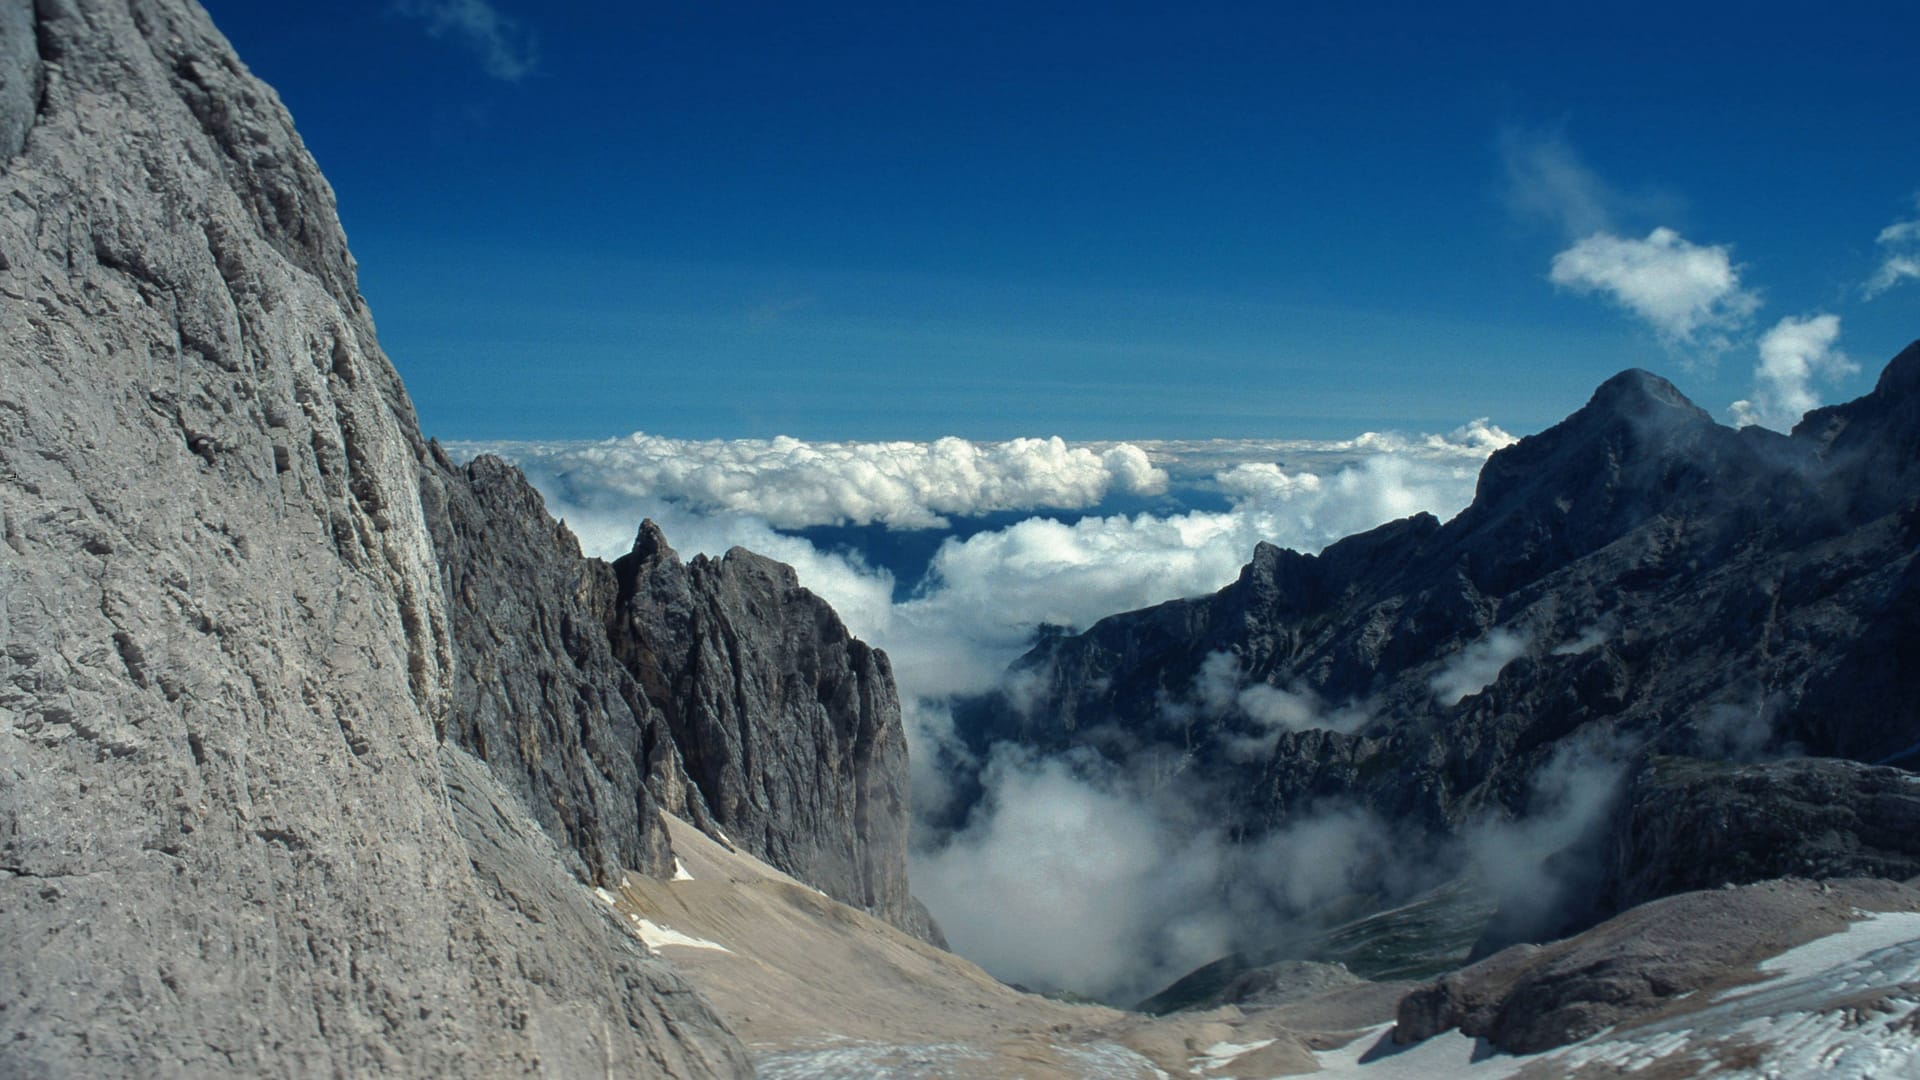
[1311,911,1920,1080]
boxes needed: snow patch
[1753,910,1920,986]
[672,858,694,882]
[1312,1025,1518,1079]
[628,915,731,953]
[1193,1038,1277,1072]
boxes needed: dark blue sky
[203,0,1919,441]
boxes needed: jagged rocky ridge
[961,346,1920,953]
[0,0,916,1074]
[610,520,940,945]
[422,449,933,943]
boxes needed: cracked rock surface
[0,1,747,1074]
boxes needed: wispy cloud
[396,0,538,82]
[1161,651,1371,761]
[1729,313,1855,432]
[1430,628,1528,706]
[909,743,1403,1004]
[1549,226,1760,351]
[1864,195,1920,299]
[1498,125,1683,241]
[1464,732,1632,946]
[1499,126,1618,239]
[747,294,818,325]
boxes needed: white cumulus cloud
[1550,227,1760,349]
[1729,314,1856,432]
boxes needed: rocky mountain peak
[1863,337,1920,400]
[1446,365,1764,594]
[628,516,678,563]
[718,544,804,592]
[1793,339,1920,513]
[1583,367,1709,421]
[1471,367,1717,507]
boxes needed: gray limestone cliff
[611,521,939,945]
[0,0,750,1074]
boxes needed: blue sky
[202,0,1919,442]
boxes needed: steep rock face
[0,1,746,1074]
[960,347,1920,939]
[418,447,720,886]
[1598,757,1920,916]
[610,522,937,943]
[417,454,933,942]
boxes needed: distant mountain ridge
[958,341,1920,949]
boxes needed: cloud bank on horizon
[466,432,1169,530]
[455,423,1515,702]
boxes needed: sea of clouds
[452,422,1525,1002]
[455,421,1513,708]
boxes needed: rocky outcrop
[959,349,1920,946]
[1136,958,1364,1015]
[1595,756,1920,920]
[1395,877,1920,1054]
[0,1,747,1074]
[611,521,939,944]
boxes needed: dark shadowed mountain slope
[958,345,1920,943]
